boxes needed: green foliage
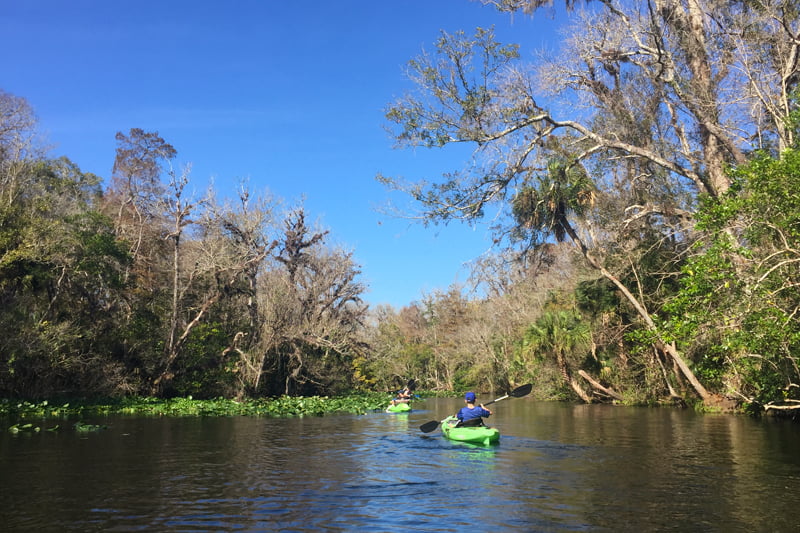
[171,322,236,398]
[518,308,592,400]
[0,392,391,423]
[0,155,136,398]
[575,278,620,315]
[511,158,596,246]
[663,149,800,406]
[66,211,130,284]
[522,309,591,357]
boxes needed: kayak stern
[386,402,412,413]
[441,415,499,445]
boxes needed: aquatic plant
[1,392,392,424]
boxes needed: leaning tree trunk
[578,370,624,402]
[152,292,219,395]
[563,223,714,404]
[557,351,593,403]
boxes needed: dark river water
[2,398,800,532]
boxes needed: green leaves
[511,158,595,246]
[662,148,800,405]
[392,26,521,146]
[1,393,390,421]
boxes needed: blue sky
[3,1,562,309]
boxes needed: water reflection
[2,400,800,531]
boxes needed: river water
[2,398,799,532]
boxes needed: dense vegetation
[372,0,800,414]
[0,100,369,401]
[1,393,394,433]
[2,1,799,416]
[1,392,391,422]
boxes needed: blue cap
[465,392,476,402]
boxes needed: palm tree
[512,158,714,403]
[524,310,593,402]
[512,157,596,246]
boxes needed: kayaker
[456,391,492,427]
[390,386,412,406]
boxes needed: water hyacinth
[1,392,393,429]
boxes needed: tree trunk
[564,222,714,403]
[557,351,593,403]
[578,370,624,402]
[152,292,219,394]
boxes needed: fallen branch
[578,370,624,401]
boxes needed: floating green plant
[1,391,396,421]
[73,421,107,432]
[8,423,40,434]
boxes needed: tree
[484,0,798,158]
[204,185,279,397]
[259,207,368,395]
[380,2,799,405]
[522,309,593,401]
[151,162,205,393]
[664,148,800,413]
[0,90,41,209]
[365,303,435,390]
[511,157,712,401]
[0,155,130,397]
[106,128,177,282]
[0,90,373,399]
[419,287,472,391]
[163,165,200,369]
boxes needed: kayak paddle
[418,383,532,433]
[482,383,532,406]
[419,420,441,433]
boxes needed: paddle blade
[407,379,417,391]
[419,420,439,433]
[510,383,533,398]
[484,383,533,406]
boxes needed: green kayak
[385,402,411,413]
[440,415,499,445]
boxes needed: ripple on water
[3,400,800,531]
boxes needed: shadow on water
[2,398,800,531]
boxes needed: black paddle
[386,379,416,410]
[482,383,532,406]
[418,383,532,433]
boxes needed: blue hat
[465,392,476,402]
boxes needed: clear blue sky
[3,1,562,309]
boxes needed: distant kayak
[440,415,499,445]
[386,402,411,413]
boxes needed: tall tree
[260,207,368,395]
[107,128,177,282]
[152,162,204,392]
[0,90,40,210]
[512,158,712,400]
[664,148,800,412]
[0,154,130,397]
[205,185,279,397]
[380,2,798,405]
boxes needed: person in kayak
[456,391,492,427]
[390,386,413,406]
